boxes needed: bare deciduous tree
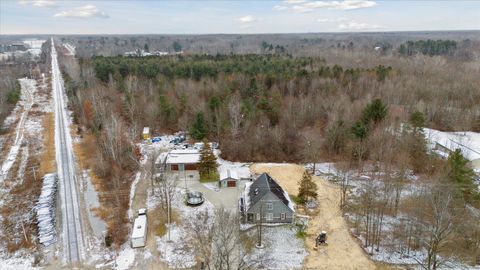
[416,187,457,270]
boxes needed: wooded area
[56,34,480,264]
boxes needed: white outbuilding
[424,128,480,171]
[131,209,147,248]
[219,169,239,188]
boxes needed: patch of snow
[148,187,215,268]
[255,162,291,167]
[128,172,142,220]
[36,174,58,247]
[282,189,296,212]
[243,182,252,211]
[202,182,220,192]
[245,226,307,269]
[114,247,135,270]
[0,78,36,181]
[0,252,41,270]
[305,162,338,176]
[63,43,76,56]
[23,39,45,58]
[157,223,196,268]
[216,152,251,179]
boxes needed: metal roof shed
[220,169,239,188]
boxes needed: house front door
[247,213,254,222]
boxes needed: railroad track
[51,39,84,264]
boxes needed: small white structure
[131,208,147,248]
[142,127,150,140]
[220,169,239,188]
[424,128,480,170]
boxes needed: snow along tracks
[51,39,85,264]
[0,79,34,181]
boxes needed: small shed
[219,169,239,188]
[142,127,150,140]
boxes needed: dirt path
[251,164,377,270]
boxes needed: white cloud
[292,5,314,13]
[283,0,308,4]
[19,0,56,8]
[273,5,288,11]
[338,21,382,30]
[238,15,256,23]
[280,0,377,13]
[333,0,377,10]
[317,17,347,23]
[54,5,109,19]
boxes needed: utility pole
[184,169,187,191]
[167,193,171,242]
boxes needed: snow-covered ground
[319,161,480,269]
[156,224,197,268]
[62,43,76,56]
[0,75,50,270]
[148,186,214,268]
[36,174,58,247]
[245,226,307,269]
[23,39,45,59]
[0,78,36,181]
[216,153,251,179]
[0,250,42,270]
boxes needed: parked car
[170,137,180,144]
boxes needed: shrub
[6,88,20,104]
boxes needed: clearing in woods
[250,164,378,270]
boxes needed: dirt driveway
[251,164,378,270]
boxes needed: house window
[281,213,286,220]
[266,213,273,221]
[256,213,260,221]
[247,213,254,222]
[266,202,273,210]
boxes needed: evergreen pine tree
[298,171,318,203]
[198,140,218,182]
[447,149,477,203]
[190,112,207,140]
[361,99,388,125]
[409,111,426,134]
[407,111,428,173]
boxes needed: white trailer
[131,208,147,248]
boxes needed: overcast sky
[1,0,479,34]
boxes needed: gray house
[241,173,295,224]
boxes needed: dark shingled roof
[248,173,291,210]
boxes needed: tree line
[60,45,480,247]
[399,39,457,56]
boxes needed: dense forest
[399,39,458,56]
